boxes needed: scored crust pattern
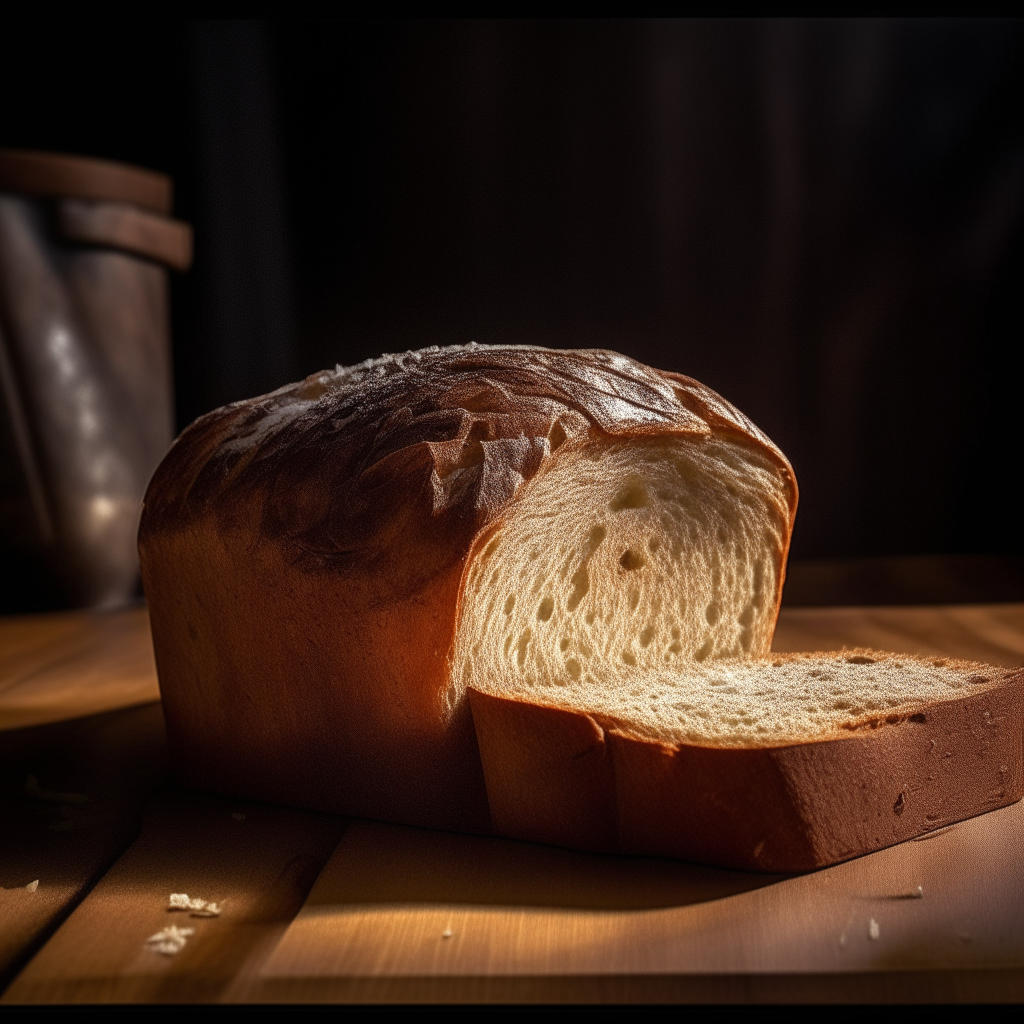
[143,345,795,590]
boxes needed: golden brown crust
[142,346,795,587]
[467,689,617,851]
[142,521,490,829]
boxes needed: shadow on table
[0,703,167,990]
[303,818,786,912]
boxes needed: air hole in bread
[610,480,650,511]
[516,630,532,668]
[619,549,645,571]
[567,568,589,612]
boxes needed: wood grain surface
[249,802,1024,1003]
[0,703,167,989]
[0,607,159,731]
[0,601,1021,1003]
[772,603,1024,666]
[3,789,347,1004]
[258,803,1022,978]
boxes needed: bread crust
[469,662,1023,871]
[141,345,1022,867]
[140,345,795,830]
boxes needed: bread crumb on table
[147,925,194,956]
[169,893,222,916]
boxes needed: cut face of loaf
[452,434,793,711]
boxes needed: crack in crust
[142,345,795,587]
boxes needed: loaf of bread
[139,345,1022,869]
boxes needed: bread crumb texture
[454,435,791,704]
[453,431,1006,745]
[446,386,1007,747]
[482,650,1005,747]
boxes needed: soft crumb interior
[452,434,1004,747]
[481,651,999,746]
[452,433,792,712]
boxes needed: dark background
[1,16,1021,569]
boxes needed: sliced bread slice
[468,651,1022,871]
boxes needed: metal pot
[0,150,192,611]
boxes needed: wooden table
[1,603,1022,1003]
